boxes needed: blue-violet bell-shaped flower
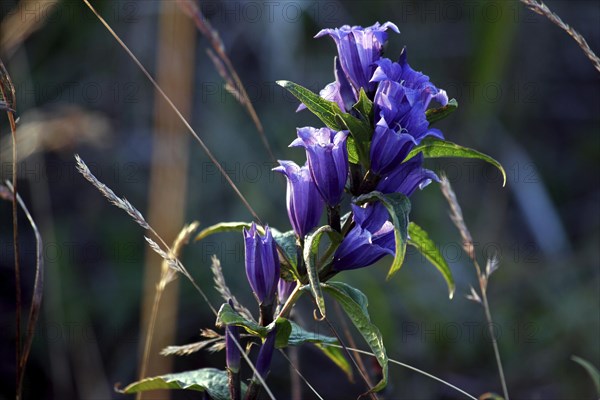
[315,22,400,93]
[376,154,438,196]
[331,204,395,271]
[370,116,418,176]
[290,127,349,207]
[244,223,280,306]
[371,49,449,107]
[273,160,324,237]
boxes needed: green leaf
[315,343,354,381]
[337,113,372,169]
[572,355,600,396]
[408,222,455,298]
[274,318,293,348]
[406,138,506,186]
[272,228,299,280]
[195,221,252,242]
[355,191,411,280]
[426,98,458,124]
[347,137,360,164]
[284,320,338,346]
[303,225,333,318]
[118,368,245,400]
[216,303,266,337]
[353,88,373,121]
[321,282,388,392]
[277,80,344,130]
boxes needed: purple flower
[376,154,438,196]
[332,204,395,271]
[244,223,280,305]
[370,116,417,175]
[273,161,324,237]
[225,316,241,372]
[297,58,357,114]
[315,22,399,93]
[255,329,277,379]
[374,80,443,143]
[290,127,349,207]
[371,50,448,107]
[278,278,296,305]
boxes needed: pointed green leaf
[347,137,360,164]
[426,98,458,124]
[194,221,252,242]
[406,138,506,186]
[408,222,455,298]
[216,302,266,337]
[355,191,411,280]
[336,113,372,169]
[276,80,344,130]
[321,282,388,392]
[353,88,373,121]
[118,368,246,399]
[303,225,333,318]
[315,343,354,381]
[572,355,600,396]
[272,228,300,280]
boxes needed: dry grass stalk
[210,255,254,321]
[175,0,275,161]
[520,0,600,73]
[1,182,44,400]
[439,175,509,400]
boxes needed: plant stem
[480,281,510,400]
[327,205,341,233]
[228,368,241,400]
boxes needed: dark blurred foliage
[0,0,598,399]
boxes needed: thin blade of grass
[2,182,44,400]
[81,0,261,224]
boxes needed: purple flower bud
[315,22,400,93]
[244,223,280,305]
[255,329,277,380]
[376,154,438,196]
[225,323,241,373]
[273,160,324,237]
[290,127,349,207]
[277,278,296,305]
[332,204,395,271]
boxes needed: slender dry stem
[440,176,509,400]
[138,222,199,383]
[520,0,600,73]
[324,344,478,400]
[0,57,22,400]
[175,0,275,161]
[81,0,261,223]
[3,182,44,400]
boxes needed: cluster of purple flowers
[275,22,447,272]
[230,22,449,393]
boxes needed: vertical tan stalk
[137,2,195,399]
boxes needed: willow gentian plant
[119,21,506,399]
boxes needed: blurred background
[0,0,598,399]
